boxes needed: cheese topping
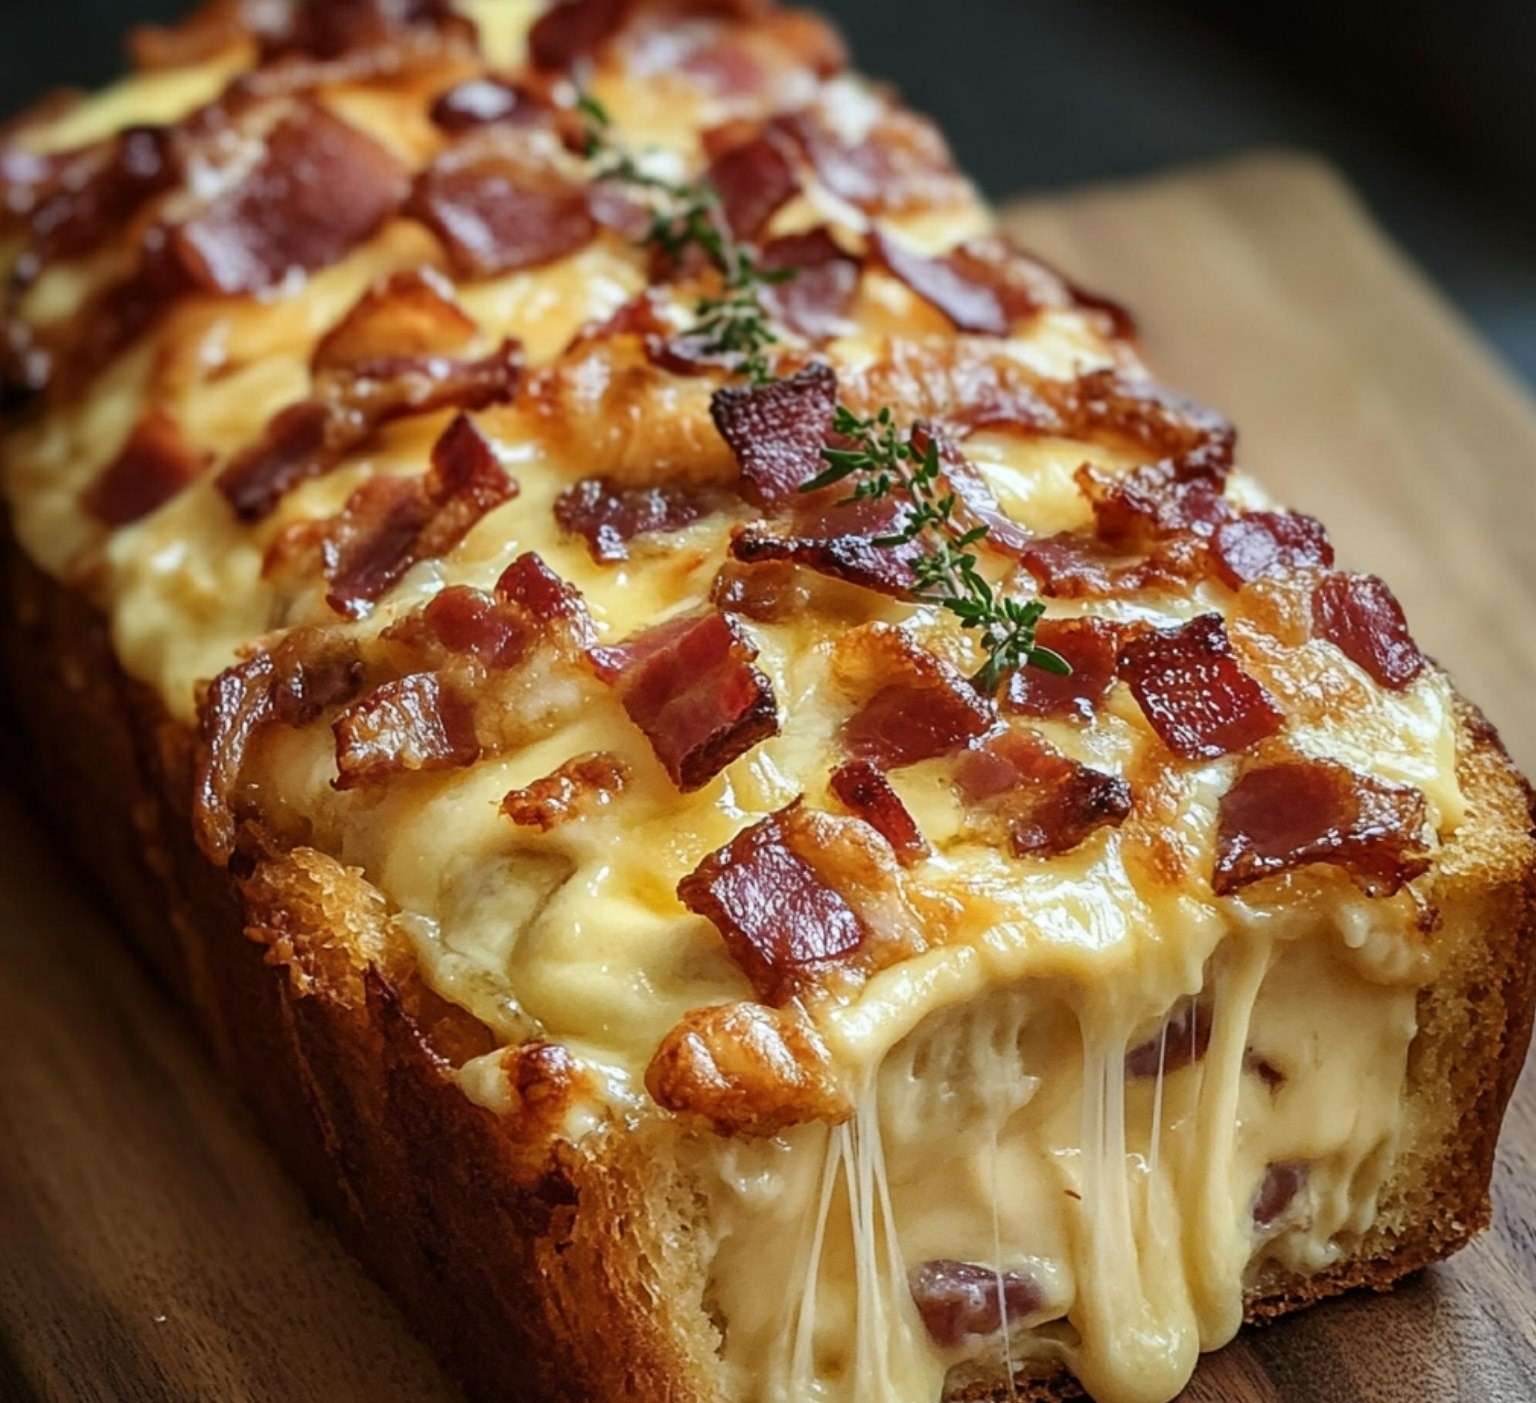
[0,7,1462,1402]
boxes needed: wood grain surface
[1,152,1532,1402]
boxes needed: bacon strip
[590,610,779,790]
[322,413,517,618]
[711,362,838,507]
[677,802,867,1004]
[1311,572,1425,690]
[333,671,480,790]
[955,729,1131,858]
[1214,759,1429,897]
[1003,617,1120,722]
[81,409,206,526]
[829,760,928,865]
[554,476,717,562]
[706,131,798,239]
[1211,511,1332,590]
[174,103,409,294]
[730,490,921,598]
[502,752,630,830]
[1118,614,1283,760]
[407,129,596,279]
[759,227,861,341]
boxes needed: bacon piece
[910,1261,1047,1348]
[266,0,466,59]
[646,1001,851,1137]
[555,476,717,562]
[955,729,1131,858]
[128,0,252,69]
[838,626,994,769]
[311,267,477,371]
[333,672,479,789]
[497,550,594,640]
[912,424,1030,558]
[1081,456,1233,548]
[408,129,596,279]
[81,410,205,526]
[1049,369,1234,462]
[871,230,1009,336]
[590,610,778,790]
[759,227,860,341]
[502,751,630,830]
[711,559,811,622]
[528,0,771,71]
[1211,511,1332,590]
[218,401,335,522]
[323,413,517,617]
[430,77,544,132]
[1253,1162,1309,1227]
[710,362,837,508]
[1311,572,1425,690]
[771,105,960,215]
[1017,530,1205,601]
[731,490,921,598]
[1214,759,1429,898]
[829,760,928,865]
[705,131,799,239]
[1118,614,1283,760]
[678,802,867,1003]
[267,628,366,726]
[1124,998,1211,1078]
[400,585,533,669]
[1003,617,1120,722]
[174,103,408,294]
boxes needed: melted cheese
[0,9,1464,1403]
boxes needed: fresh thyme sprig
[578,93,790,383]
[802,406,1072,693]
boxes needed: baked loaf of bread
[2,3,1532,1401]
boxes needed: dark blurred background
[2,0,1533,385]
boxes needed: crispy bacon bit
[590,610,778,790]
[1124,998,1211,1078]
[1003,617,1119,722]
[731,490,920,597]
[430,77,542,132]
[194,652,277,864]
[710,362,838,508]
[408,130,596,279]
[771,105,959,214]
[1118,614,1283,760]
[266,0,466,59]
[527,0,627,70]
[174,103,408,294]
[1311,572,1425,691]
[1253,1162,1309,1227]
[403,586,532,668]
[1214,760,1430,898]
[497,550,593,639]
[502,751,630,830]
[678,802,867,1003]
[268,628,365,726]
[646,1001,851,1136]
[1211,511,1332,590]
[333,671,479,789]
[218,401,334,522]
[871,230,1009,336]
[323,412,517,617]
[910,1261,1046,1349]
[706,131,798,238]
[1017,530,1205,601]
[81,410,205,526]
[955,729,1131,858]
[829,760,928,865]
[759,227,860,341]
[914,425,1030,558]
[311,267,477,371]
[1051,369,1234,462]
[711,559,810,622]
[1081,456,1232,548]
[554,477,716,562]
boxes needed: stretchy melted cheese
[0,6,1465,1402]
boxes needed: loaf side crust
[6,495,1534,1403]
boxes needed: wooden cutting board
[1,152,1532,1403]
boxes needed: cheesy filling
[0,12,1464,1403]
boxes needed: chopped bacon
[397,585,533,669]
[1048,369,1234,462]
[81,409,205,526]
[711,559,811,622]
[677,802,867,1003]
[710,362,837,508]
[174,103,409,294]
[1253,1162,1308,1227]
[430,77,545,132]
[759,227,860,341]
[1124,998,1211,1078]
[590,610,778,790]
[1003,617,1120,722]
[497,550,593,637]
[954,729,1131,858]
[333,671,480,789]
[554,476,717,562]
[871,230,1009,336]
[1118,614,1283,760]
[528,0,771,71]
[502,751,630,829]
[219,401,334,522]
[1213,759,1430,898]
[1311,572,1425,690]
[194,652,278,864]
[910,1260,1047,1348]
[323,412,517,617]
[1211,511,1332,590]
[1081,456,1232,548]
[730,489,921,597]
[646,1001,851,1137]
[267,627,365,726]
[829,760,928,865]
[1017,529,1206,601]
[770,104,960,215]
[838,626,994,769]
[706,131,799,238]
[407,129,596,279]
[913,424,1030,558]
[265,0,467,59]
[311,267,477,372]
